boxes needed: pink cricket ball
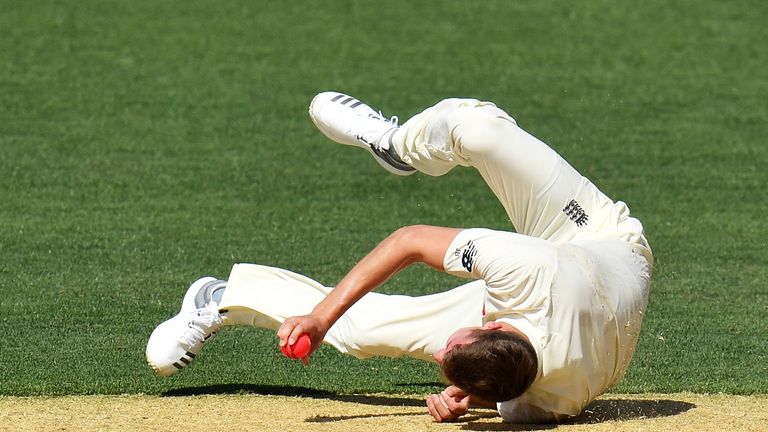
[281,333,311,359]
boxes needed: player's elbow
[389,225,427,251]
[392,225,432,239]
[388,225,451,270]
[385,225,428,259]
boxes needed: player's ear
[483,321,503,330]
[433,347,447,364]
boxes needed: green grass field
[1,1,765,398]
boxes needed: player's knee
[425,98,520,161]
[452,112,512,157]
[389,225,430,254]
[431,98,478,114]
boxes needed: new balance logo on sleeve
[563,199,589,227]
[462,240,478,272]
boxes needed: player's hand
[426,385,470,422]
[277,314,329,364]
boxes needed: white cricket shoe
[309,91,416,176]
[146,277,227,377]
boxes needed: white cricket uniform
[443,229,650,422]
[218,98,653,423]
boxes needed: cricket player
[146,92,653,423]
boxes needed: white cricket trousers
[218,98,651,362]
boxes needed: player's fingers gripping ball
[281,333,311,360]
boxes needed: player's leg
[392,98,594,241]
[219,263,485,362]
[145,265,333,376]
[310,92,648,247]
[145,266,336,376]
[146,263,485,376]
[394,98,652,253]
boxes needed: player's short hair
[441,330,538,402]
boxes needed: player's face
[433,321,505,364]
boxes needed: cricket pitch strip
[1,392,766,431]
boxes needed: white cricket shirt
[443,228,651,422]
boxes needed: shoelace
[179,304,222,348]
[375,112,399,131]
[377,112,399,127]
[365,113,399,150]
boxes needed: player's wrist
[309,304,339,331]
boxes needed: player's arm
[277,225,461,355]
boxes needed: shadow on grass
[459,398,696,431]
[567,398,696,424]
[161,383,429,407]
[162,385,695,430]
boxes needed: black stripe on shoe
[179,357,191,365]
[369,133,415,173]
[372,146,416,173]
[340,96,355,105]
[173,362,185,370]
[350,101,363,108]
[186,351,196,358]
[331,94,345,102]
